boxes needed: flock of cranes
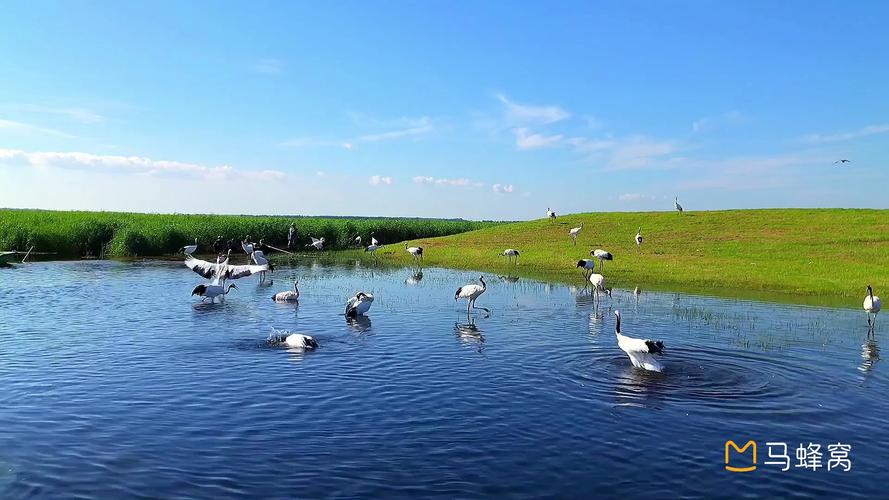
[176,201,881,370]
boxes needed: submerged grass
[379,208,889,301]
[0,209,499,258]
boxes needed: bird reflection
[454,317,485,353]
[612,364,667,408]
[405,270,423,285]
[498,274,520,283]
[346,315,372,333]
[859,337,880,374]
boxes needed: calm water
[1,260,886,498]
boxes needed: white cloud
[799,124,889,144]
[0,148,285,181]
[250,58,285,75]
[496,94,570,124]
[492,183,515,194]
[0,118,77,139]
[412,176,483,188]
[514,128,564,150]
[369,175,393,185]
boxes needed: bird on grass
[576,259,596,279]
[864,285,881,335]
[501,249,520,265]
[405,243,424,266]
[675,197,684,215]
[547,207,557,220]
[635,227,643,250]
[345,292,374,317]
[569,223,584,245]
[370,232,379,247]
[354,235,362,247]
[365,243,380,259]
[455,276,489,314]
[591,249,613,271]
[179,238,198,256]
[614,310,665,372]
[272,281,300,302]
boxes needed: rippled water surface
[1,261,886,498]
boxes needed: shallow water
[0,260,886,498]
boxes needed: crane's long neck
[480,277,486,290]
[615,314,621,335]
[225,284,235,294]
[868,286,874,301]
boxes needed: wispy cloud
[0,149,285,181]
[496,94,570,124]
[250,58,286,75]
[492,183,515,194]
[514,128,564,150]
[618,193,657,201]
[356,117,433,142]
[281,116,434,149]
[413,176,483,188]
[691,111,746,133]
[0,118,77,139]
[0,104,105,124]
[369,175,393,185]
[798,124,889,144]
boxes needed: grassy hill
[383,208,888,301]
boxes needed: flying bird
[569,223,584,245]
[501,249,520,265]
[306,237,325,250]
[345,292,374,317]
[864,285,881,335]
[179,238,198,256]
[455,276,489,314]
[834,159,851,165]
[614,310,665,372]
[184,251,268,283]
[272,280,300,302]
[591,249,613,270]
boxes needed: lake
[0,260,885,498]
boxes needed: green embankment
[0,209,498,258]
[383,209,888,301]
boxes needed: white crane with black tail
[455,276,489,314]
[614,310,665,372]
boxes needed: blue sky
[1,1,887,220]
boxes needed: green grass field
[0,209,498,258]
[380,208,888,302]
